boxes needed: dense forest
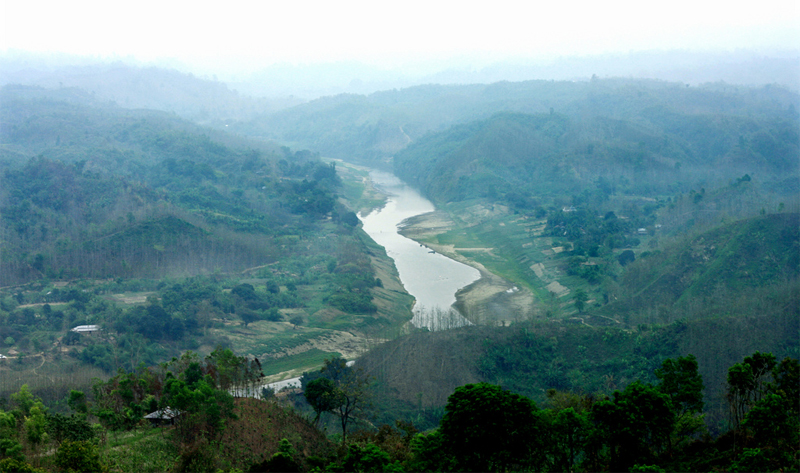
[239,79,798,173]
[0,84,412,406]
[0,349,796,472]
[0,64,797,472]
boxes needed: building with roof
[70,325,100,334]
[144,408,181,426]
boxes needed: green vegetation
[0,84,414,405]
[357,311,797,435]
[243,79,798,183]
[1,350,794,472]
[301,357,373,444]
[1,66,798,472]
[379,81,798,332]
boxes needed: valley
[0,62,797,472]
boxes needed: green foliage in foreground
[406,354,798,473]
[0,351,796,472]
[301,357,373,445]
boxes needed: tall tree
[591,381,675,471]
[304,357,372,445]
[439,382,545,472]
[304,378,340,425]
[726,351,777,430]
[656,354,705,451]
[656,354,704,416]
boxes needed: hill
[611,213,800,324]
[0,85,414,400]
[0,84,299,284]
[359,310,798,433]
[218,397,334,471]
[0,62,301,124]
[238,78,799,171]
[356,212,799,432]
[393,106,798,207]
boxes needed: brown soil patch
[546,281,570,296]
[218,398,334,470]
[279,330,370,361]
[107,292,155,304]
[399,210,455,238]
[530,263,546,279]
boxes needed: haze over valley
[0,1,798,471]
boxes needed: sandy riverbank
[399,211,537,325]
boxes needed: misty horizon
[2,0,798,99]
[1,48,798,102]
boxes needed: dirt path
[30,354,54,383]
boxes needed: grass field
[101,427,179,473]
[259,347,343,377]
[407,199,653,319]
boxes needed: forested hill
[237,78,799,169]
[0,63,301,123]
[393,106,799,206]
[0,83,417,383]
[0,84,281,169]
[608,213,799,323]
[358,212,798,415]
[0,85,359,285]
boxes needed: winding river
[358,170,480,331]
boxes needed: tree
[162,372,235,443]
[303,357,372,445]
[573,290,588,313]
[251,438,301,473]
[740,357,800,467]
[238,308,259,327]
[341,442,398,473]
[11,385,35,416]
[770,357,799,416]
[726,351,777,429]
[340,211,360,227]
[0,458,45,473]
[591,381,675,471]
[656,354,704,415]
[231,283,257,301]
[618,249,636,266]
[266,280,280,294]
[743,393,797,448]
[656,354,705,450]
[23,403,48,456]
[304,378,340,425]
[439,383,544,472]
[551,407,590,472]
[409,430,455,472]
[66,390,88,414]
[45,413,94,444]
[54,440,103,473]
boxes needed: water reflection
[359,171,480,330]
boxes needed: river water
[358,170,480,331]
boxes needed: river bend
[358,170,480,331]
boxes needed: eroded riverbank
[398,210,537,326]
[358,171,480,330]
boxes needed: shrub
[54,440,103,473]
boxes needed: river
[358,170,480,331]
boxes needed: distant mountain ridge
[0,62,302,124]
[238,78,799,177]
[392,101,799,205]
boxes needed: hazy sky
[1,0,798,76]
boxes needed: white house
[70,325,101,334]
